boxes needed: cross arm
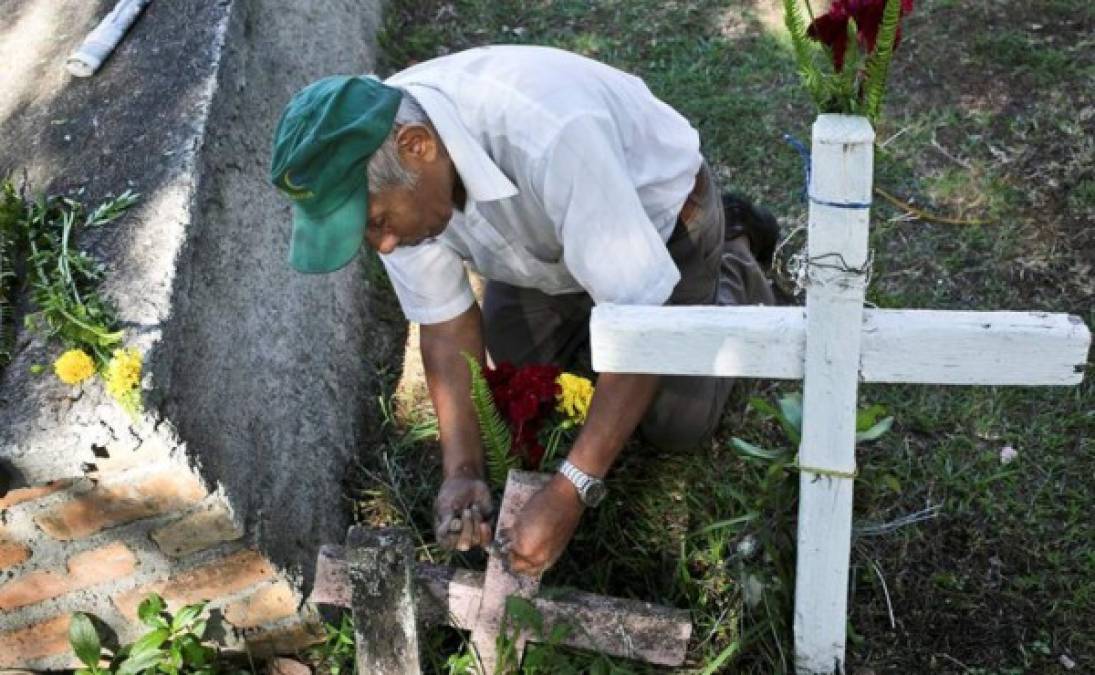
[590,305,1090,386]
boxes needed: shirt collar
[398,83,519,203]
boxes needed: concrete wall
[0,0,396,667]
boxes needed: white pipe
[65,0,153,78]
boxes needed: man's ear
[395,125,439,163]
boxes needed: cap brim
[288,183,367,274]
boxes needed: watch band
[559,460,605,507]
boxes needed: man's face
[365,126,454,255]
[365,183,452,254]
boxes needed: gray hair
[367,89,432,194]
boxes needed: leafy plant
[496,597,580,674]
[861,0,903,120]
[304,613,356,674]
[0,176,23,368]
[21,190,137,363]
[783,0,827,109]
[783,0,914,122]
[0,177,144,412]
[462,351,518,488]
[0,175,138,376]
[720,391,894,669]
[68,594,228,675]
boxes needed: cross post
[794,115,873,673]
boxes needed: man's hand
[506,474,585,576]
[434,476,493,551]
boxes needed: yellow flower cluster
[555,372,594,424]
[105,347,143,399]
[53,349,96,384]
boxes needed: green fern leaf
[784,0,829,110]
[834,18,863,113]
[462,352,517,488]
[862,0,902,122]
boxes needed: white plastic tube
[65,0,153,78]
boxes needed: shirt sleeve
[379,240,476,324]
[540,114,681,306]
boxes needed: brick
[0,614,71,664]
[151,502,242,558]
[34,471,206,540]
[0,542,137,611]
[0,532,31,571]
[223,581,298,629]
[0,480,72,510]
[267,657,311,675]
[114,549,276,620]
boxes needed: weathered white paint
[590,306,1090,386]
[591,305,808,379]
[792,114,874,674]
[860,310,1090,385]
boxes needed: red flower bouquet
[807,0,915,72]
[463,353,596,488]
[784,0,915,121]
[484,361,562,468]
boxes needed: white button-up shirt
[380,46,702,325]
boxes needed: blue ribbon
[783,133,872,210]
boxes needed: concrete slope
[0,0,398,666]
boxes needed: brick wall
[0,464,322,668]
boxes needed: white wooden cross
[589,115,1091,674]
[311,471,692,674]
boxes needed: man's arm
[421,302,486,479]
[420,302,493,550]
[507,371,660,574]
[566,372,660,478]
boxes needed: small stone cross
[311,471,692,674]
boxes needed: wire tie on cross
[794,462,859,481]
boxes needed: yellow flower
[53,349,96,384]
[105,347,143,399]
[555,372,594,424]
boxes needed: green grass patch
[359,0,1095,672]
[973,33,1072,81]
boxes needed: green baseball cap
[270,75,403,273]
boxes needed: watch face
[583,481,607,507]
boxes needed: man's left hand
[506,473,585,576]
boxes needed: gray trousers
[482,163,775,451]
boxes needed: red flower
[508,390,541,424]
[807,0,914,71]
[485,361,562,468]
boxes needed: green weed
[68,594,246,675]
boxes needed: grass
[349,0,1095,672]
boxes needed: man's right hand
[434,476,493,551]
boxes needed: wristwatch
[559,460,607,508]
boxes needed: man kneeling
[270,45,776,575]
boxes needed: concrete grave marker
[588,114,1090,673]
[313,471,692,673]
